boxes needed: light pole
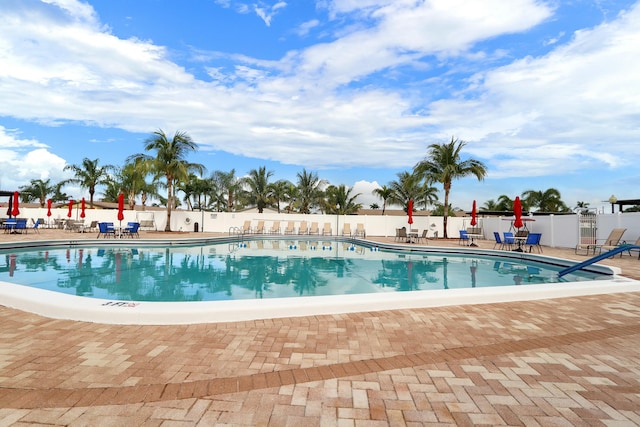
[608,195,617,214]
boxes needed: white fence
[9,207,640,250]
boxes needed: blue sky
[1,0,639,212]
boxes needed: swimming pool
[1,237,637,324]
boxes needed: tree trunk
[443,189,450,239]
[165,180,172,232]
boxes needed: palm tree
[575,201,590,214]
[244,166,274,213]
[522,188,569,212]
[496,195,513,212]
[215,169,243,212]
[128,130,204,231]
[268,179,293,213]
[324,184,362,215]
[119,157,159,210]
[419,179,439,211]
[295,169,326,214]
[177,173,209,211]
[62,158,114,208]
[414,137,487,238]
[372,185,393,215]
[19,179,60,207]
[387,171,427,212]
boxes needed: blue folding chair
[123,222,140,238]
[492,232,503,249]
[525,233,542,253]
[459,230,470,245]
[502,232,515,250]
[97,222,116,238]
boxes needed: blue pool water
[0,240,608,302]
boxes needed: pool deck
[1,229,640,425]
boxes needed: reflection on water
[0,240,606,302]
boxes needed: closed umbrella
[513,196,523,229]
[470,200,477,226]
[407,199,413,225]
[11,191,20,217]
[67,200,74,218]
[47,199,52,218]
[117,193,125,226]
[6,195,12,217]
[80,198,86,219]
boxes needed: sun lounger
[309,222,319,235]
[284,221,295,234]
[322,223,332,236]
[298,221,308,235]
[269,221,281,235]
[576,228,626,255]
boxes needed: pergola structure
[610,198,640,213]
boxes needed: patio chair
[15,219,28,234]
[355,223,366,238]
[458,230,469,245]
[309,222,320,235]
[525,233,542,253]
[502,232,515,251]
[492,232,503,249]
[623,236,640,259]
[576,228,626,255]
[284,221,295,235]
[298,221,309,235]
[122,222,140,238]
[342,223,352,237]
[595,228,627,253]
[417,229,428,243]
[97,222,116,238]
[397,227,407,242]
[269,221,281,235]
[322,222,332,236]
[32,219,41,233]
[254,220,265,234]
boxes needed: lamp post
[608,195,617,213]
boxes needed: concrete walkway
[1,230,639,425]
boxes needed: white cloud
[0,127,68,191]
[424,3,640,176]
[0,0,639,186]
[351,180,382,208]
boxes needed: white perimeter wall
[13,208,640,250]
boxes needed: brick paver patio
[1,229,639,425]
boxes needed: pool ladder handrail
[558,245,640,277]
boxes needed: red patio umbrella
[470,200,477,226]
[513,196,524,229]
[46,199,52,218]
[80,198,86,219]
[67,200,74,218]
[117,193,125,225]
[11,191,20,217]
[407,199,414,225]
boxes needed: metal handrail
[558,245,640,277]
